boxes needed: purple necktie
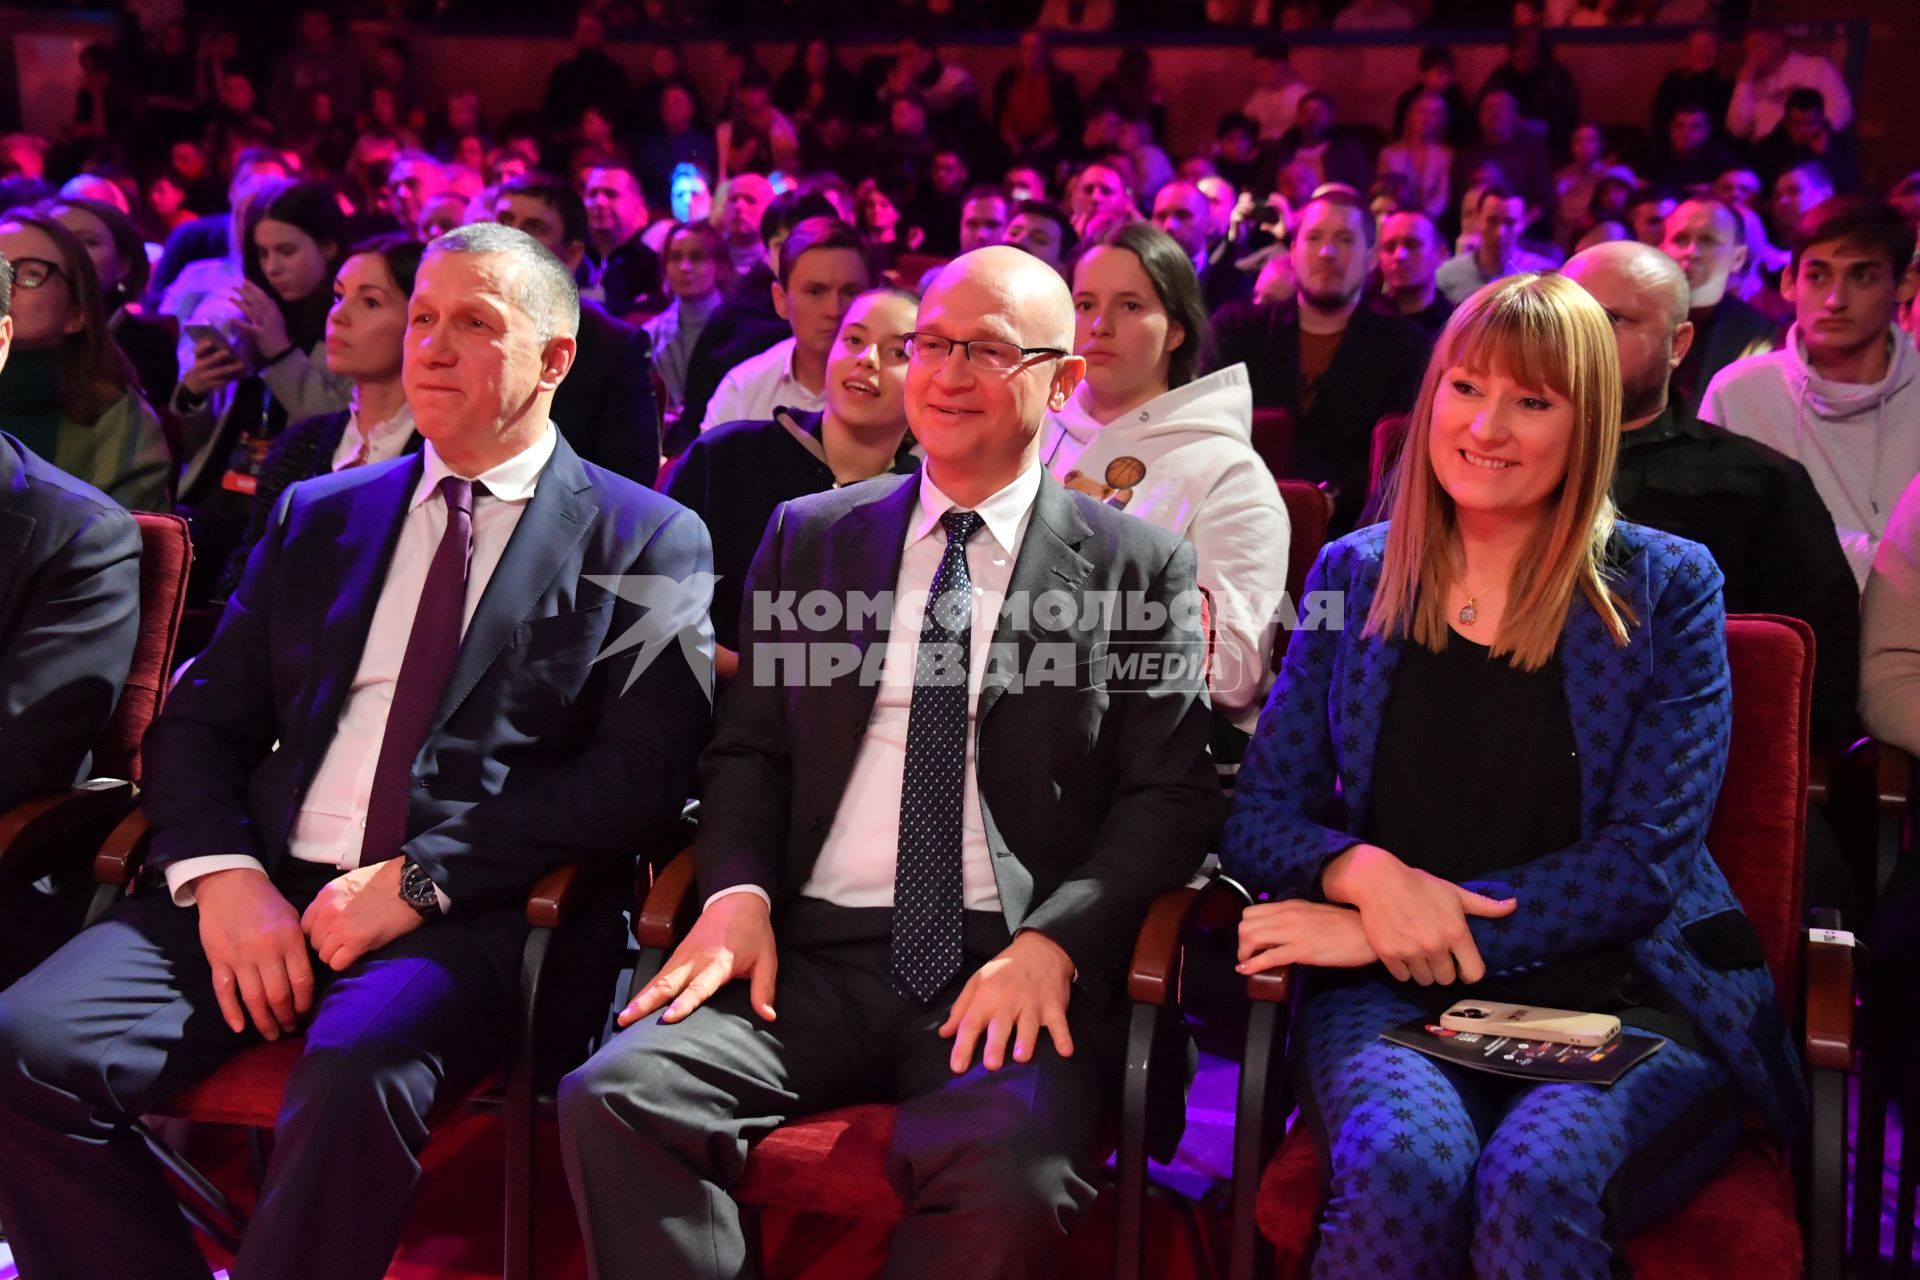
[359,475,476,867]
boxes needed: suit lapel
[432,436,598,733]
[820,474,918,728]
[0,440,31,607]
[980,473,1091,726]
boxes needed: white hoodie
[1699,323,1920,588]
[1040,363,1290,732]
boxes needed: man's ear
[1165,320,1187,357]
[1050,354,1086,411]
[562,240,587,273]
[771,280,790,322]
[539,333,577,392]
[0,314,14,377]
[1670,318,1695,370]
[1730,243,1749,276]
[1898,260,1919,307]
[1780,261,1797,302]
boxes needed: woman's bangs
[1440,276,1579,404]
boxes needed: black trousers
[558,899,1114,1280]
[0,861,521,1280]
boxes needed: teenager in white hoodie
[1700,195,1920,587]
[1041,221,1290,733]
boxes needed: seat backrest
[1251,407,1295,479]
[95,513,193,784]
[1368,413,1410,502]
[1276,480,1332,605]
[1709,615,1813,1012]
[893,252,948,286]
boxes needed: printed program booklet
[1379,1018,1666,1085]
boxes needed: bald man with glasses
[560,245,1223,1280]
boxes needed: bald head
[1563,240,1695,429]
[909,245,1084,503]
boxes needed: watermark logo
[585,572,719,699]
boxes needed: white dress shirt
[709,463,1043,913]
[699,336,825,433]
[329,403,418,472]
[164,425,560,908]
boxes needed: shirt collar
[412,421,557,509]
[909,460,1042,556]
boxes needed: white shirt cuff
[164,854,269,907]
[704,884,772,912]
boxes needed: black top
[1360,627,1658,1021]
[663,408,917,652]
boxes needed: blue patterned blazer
[1220,520,1807,1139]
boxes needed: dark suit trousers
[0,861,519,1280]
[558,901,1112,1280]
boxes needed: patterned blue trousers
[1296,981,1742,1280]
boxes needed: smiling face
[1428,362,1576,523]
[0,223,78,349]
[326,251,409,382]
[774,246,870,363]
[254,215,332,304]
[825,291,916,433]
[908,247,1083,491]
[1072,244,1180,409]
[403,249,571,455]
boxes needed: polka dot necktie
[891,508,984,1003]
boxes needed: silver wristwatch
[398,858,443,919]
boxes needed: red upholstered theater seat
[736,1105,909,1221]
[1275,480,1331,606]
[103,512,192,784]
[1251,408,1295,480]
[157,1037,307,1129]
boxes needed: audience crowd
[0,2,1914,1277]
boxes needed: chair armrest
[1127,872,1251,1005]
[1804,924,1855,1072]
[0,780,137,873]
[1246,965,1295,1004]
[525,863,585,929]
[93,809,152,891]
[1874,742,1912,817]
[635,847,701,950]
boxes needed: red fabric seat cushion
[157,1036,305,1128]
[736,1104,908,1222]
[1254,1128,1799,1280]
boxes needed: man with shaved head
[1661,197,1780,406]
[561,245,1223,1279]
[1564,240,1859,746]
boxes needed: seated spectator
[1768,161,1834,250]
[1094,47,1169,148]
[0,291,139,984]
[636,83,718,217]
[1656,103,1740,192]
[1006,198,1078,274]
[1484,26,1580,153]
[856,177,925,275]
[1153,179,1251,312]
[1065,162,1137,239]
[1864,471,1920,754]
[1661,197,1780,406]
[993,29,1084,166]
[229,237,424,589]
[1626,188,1680,247]
[1653,27,1735,151]
[1259,93,1374,201]
[646,221,730,432]
[380,152,446,235]
[956,185,1012,256]
[416,191,468,242]
[1436,185,1557,305]
[1045,221,1287,732]
[908,148,971,258]
[0,218,168,514]
[583,165,665,319]
[147,146,293,305]
[1372,209,1454,339]
[1456,90,1555,221]
[1701,195,1920,586]
[777,37,854,127]
[269,9,363,139]
[540,10,630,150]
[560,245,1220,1280]
[1753,88,1861,195]
[1728,26,1852,143]
[44,194,179,405]
[896,33,980,130]
[718,66,801,181]
[0,223,710,1280]
[668,162,713,226]
[1378,91,1454,225]
[1222,272,1800,1280]
[494,174,663,487]
[1552,122,1614,245]
[717,173,776,297]
[1210,111,1262,193]
[1393,45,1475,151]
[1210,191,1428,530]
[1243,40,1311,144]
[1564,240,1858,747]
[701,216,870,434]
[666,287,919,665]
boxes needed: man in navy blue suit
[0,223,713,1280]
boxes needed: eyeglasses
[903,331,1069,373]
[9,257,66,291]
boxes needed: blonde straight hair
[1365,272,1637,670]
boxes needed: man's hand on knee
[194,867,316,1040]
[300,858,426,973]
[621,891,778,1028]
[938,930,1075,1074]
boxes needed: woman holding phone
[1221,273,1802,1279]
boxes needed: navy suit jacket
[143,432,713,914]
[1221,521,1806,1139]
[552,301,663,489]
[0,433,140,811]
